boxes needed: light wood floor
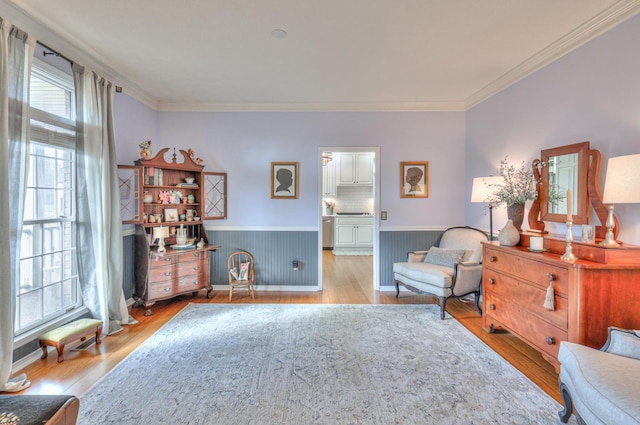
[18,251,560,403]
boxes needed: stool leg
[95,326,103,345]
[56,344,65,363]
[40,343,48,360]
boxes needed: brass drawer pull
[164,287,171,293]
[488,278,495,285]
[489,304,496,310]
[489,256,497,262]
[193,266,200,271]
[193,280,199,285]
[193,253,200,257]
[546,336,555,345]
[164,272,172,277]
[163,257,172,262]
[546,273,556,281]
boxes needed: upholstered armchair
[558,327,640,425]
[393,226,488,320]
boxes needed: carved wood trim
[588,149,619,240]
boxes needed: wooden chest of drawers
[482,242,640,368]
[134,242,218,315]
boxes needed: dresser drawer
[484,271,568,329]
[148,273,208,299]
[150,255,177,268]
[175,250,208,264]
[148,257,207,282]
[485,292,568,359]
[484,248,569,294]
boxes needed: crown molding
[155,100,467,113]
[464,0,640,109]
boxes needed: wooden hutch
[118,148,227,315]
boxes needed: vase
[143,192,153,204]
[507,203,525,232]
[498,219,520,246]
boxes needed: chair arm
[407,250,428,263]
[451,263,483,295]
[601,327,640,359]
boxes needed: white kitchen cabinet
[337,153,373,185]
[322,158,336,196]
[334,217,374,251]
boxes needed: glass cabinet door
[203,171,227,220]
[118,165,143,224]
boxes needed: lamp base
[157,237,166,253]
[599,204,620,248]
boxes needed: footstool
[39,318,103,363]
[0,395,79,425]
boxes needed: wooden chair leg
[229,286,233,301]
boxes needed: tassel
[544,282,555,311]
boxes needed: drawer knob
[489,256,497,262]
[164,287,171,293]
[546,336,555,345]
[164,272,172,277]
[193,281,199,285]
[489,303,496,310]
[488,278,495,285]
[546,273,556,282]
[193,253,200,257]
[163,257,172,262]
[193,266,200,271]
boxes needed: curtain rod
[37,41,123,93]
[38,41,74,65]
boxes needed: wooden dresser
[482,239,640,368]
[134,227,219,315]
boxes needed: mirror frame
[540,141,590,225]
[528,141,619,240]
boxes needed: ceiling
[7,0,640,111]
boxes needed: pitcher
[176,225,188,245]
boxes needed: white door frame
[317,146,380,290]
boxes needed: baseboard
[210,284,319,292]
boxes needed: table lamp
[600,153,640,247]
[153,225,170,252]
[471,176,502,240]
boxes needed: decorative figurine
[139,140,152,159]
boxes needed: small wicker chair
[227,251,255,301]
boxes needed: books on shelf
[144,167,163,186]
[175,182,199,188]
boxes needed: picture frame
[164,208,179,222]
[271,162,299,199]
[400,161,428,198]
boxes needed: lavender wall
[142,111,467,229]
[466,14,640,245]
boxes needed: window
[15,58,82,336]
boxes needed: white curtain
[0,17,33,393]
[73,64,132,335]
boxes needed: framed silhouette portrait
[271,162,299,199]
[400,161,428,198]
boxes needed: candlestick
[560,220,578,262]
[566,189,572,221]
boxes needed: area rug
[78,304,575,424]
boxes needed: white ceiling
[7,0,640,111]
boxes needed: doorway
[317,147,380,292]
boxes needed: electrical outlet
[381,211,388,220]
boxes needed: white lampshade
[602,154,640,204]
[471,176,503,203]
[152,226,169,239]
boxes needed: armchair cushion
[423,247,466,268]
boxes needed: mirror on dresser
[528,141,617,240]
[540,141,589,224]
